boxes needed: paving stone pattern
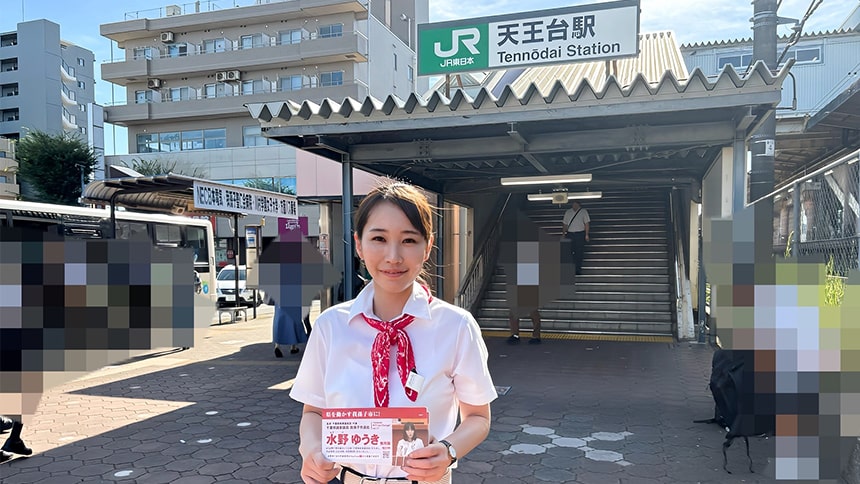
[0,315,777,483]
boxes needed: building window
[407,65,414,82]
[77,57,85,66]
[137,128,226,153]
[242,79,269,95]
[203,128,226,149]
[240,34,264,50]
[319,71,343,87]
[0,34,17,47]
[77,80,86,90]
[2,109,20,121]
[137,133,159,153]
[133,47,155,60]
[167,44,188,57]
[243,125,277,146]
[279,29,304,45]
[393,53,397,70]
[717,53,752,70]
[160,131,181,152]
[169,86,192,102]
[319,24,343,39]
[79,104,87,112]
[1,83,18,97]
[785,46,822,64]
[279,74,314,91]
[203,38,228,53]
[79,126,87,135]
[182,130,204,150]
[204,82,231,98]
[134,90,153,104]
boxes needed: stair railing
[670,190,696,340]
[455,194,512,314]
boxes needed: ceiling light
[527,191,603,201]
[500,173,592,186]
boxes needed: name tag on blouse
[406,370,425,393]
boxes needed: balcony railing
[104,30,368,63]
[121,0,369,20]
[103,78,368,107]
[61,84,77,105]
[60,60,77,81]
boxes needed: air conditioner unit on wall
[216,70,241,82]
[160,31,175,43]
[147,78,162,89]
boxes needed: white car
[216,265,264,308]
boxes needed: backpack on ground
[695,349,775,473]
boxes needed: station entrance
[248,63,789,340]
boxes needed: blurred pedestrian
[0,415,32,463]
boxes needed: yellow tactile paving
[482,330,674,344]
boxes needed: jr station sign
[417,0,640,76]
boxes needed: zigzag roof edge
[245,102,268,121]
[337,97,364,117]
[626,72,657,96]
[680,27,856,49]
[682,67,715,93]
[597,75,625,100]
[567,76,601,102]
[471,87,497,108]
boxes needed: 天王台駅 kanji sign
[417,0,640,76]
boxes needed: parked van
[216,265,263,307]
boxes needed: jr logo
[434,28,481,58]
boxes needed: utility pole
[749,0,778,202]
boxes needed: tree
[118,158,208,178]
[15,130,99,205]
[243,178,296,195]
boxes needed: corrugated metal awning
[246,60,791,195]
[82,173,241,217]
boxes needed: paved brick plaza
[1,313,776,483]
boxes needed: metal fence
[768,149,860,278]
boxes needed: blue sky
[1,0,852,155]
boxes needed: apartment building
[100,0,428,265]
[0,19,96,141]
[0,19,104,198]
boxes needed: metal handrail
[455,193,511,313]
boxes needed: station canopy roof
[768,73,860,185]
[247,57,791,198]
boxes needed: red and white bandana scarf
[362,312,418,408]
[362,288,433,407]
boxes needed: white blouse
[290,281,497,477]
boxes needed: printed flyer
[321,407,429,465]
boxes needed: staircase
[476,191,675,336]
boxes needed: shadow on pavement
[1,337,779,483]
